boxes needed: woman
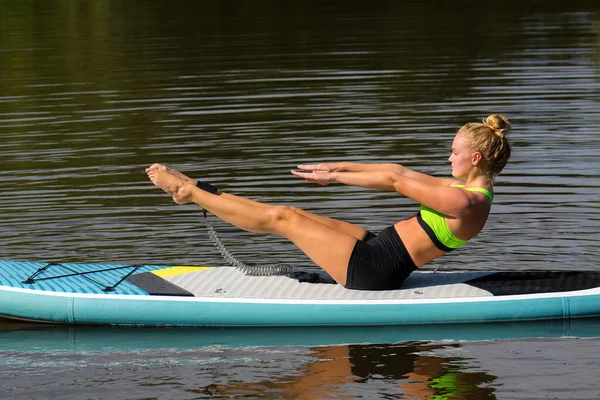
[146,114,511,291]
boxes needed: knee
[266,205,300,225]
[264,206,306,233]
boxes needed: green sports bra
[416,186,493,252]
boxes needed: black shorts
[345,226,417,290]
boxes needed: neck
[464,171,491,188]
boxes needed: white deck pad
[166,267,496,300]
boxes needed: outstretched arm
[292,168,472,218]
[296,162,461,187]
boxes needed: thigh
[294,208,369,240]
[269,207,359,286]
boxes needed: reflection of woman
[147,114,511,290]
[194,343,497,399]
[349,343,497,399]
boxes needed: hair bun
[483,114,511,138]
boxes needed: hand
[296,162,346,173]
[291,169,337,185]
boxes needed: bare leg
[156,164,369,241]
[146,164,358,285]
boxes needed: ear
[471,151,483,166]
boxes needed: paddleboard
[1,259,600,327]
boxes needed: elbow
[389,171,403,189]
[391,164,404,175]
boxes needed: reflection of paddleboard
[1,318,600,352]
[2,259,600,327]
[2,318,600,352]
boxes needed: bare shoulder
[399,165,463,187]
[445,179,467,187]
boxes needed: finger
[291,170,310,177]
[291,170,319,182]
[296,164,318,170]
[298,164,330,172]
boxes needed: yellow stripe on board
[152,266,213,278]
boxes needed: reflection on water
[3,317,598,348]
[1,1,600,399]
[0,339,496,399]
[3,330,599,399]
[3,318,600,398]
[185,343,496,399]
[0,323,497,399]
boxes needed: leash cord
[202,209,294,276]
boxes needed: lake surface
[1,0,599,398]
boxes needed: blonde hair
[459,114,512,182]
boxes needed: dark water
[1,0,600,398]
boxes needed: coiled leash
[201,208,294,276]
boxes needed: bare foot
[145,163,196,185]
[146,164,194,204]
[154,163,197,185]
